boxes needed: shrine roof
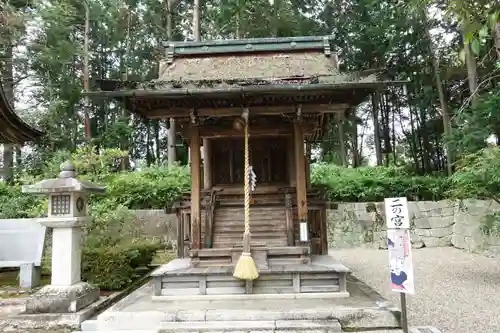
[83,36,406,119]
[0,83,44,144]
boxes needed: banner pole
[401,292,409,333]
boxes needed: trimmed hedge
[101,166,190,209]
[0,163,452,218]
[82,241,162,290]
[311,163,449,202]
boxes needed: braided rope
[244,121,250,235]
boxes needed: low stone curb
[0,271,153,331]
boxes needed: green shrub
[80,204,161,289]
[311,163,449,202]
[99,165,190,209]
[82,246,136,290]
[448,148,500,201]
[43,240,161,290]
[125,241,163,269]
[0,182,46,218]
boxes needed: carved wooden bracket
[295,104,303,122]
[189,109,199,126]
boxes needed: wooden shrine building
[87,36,400,296]
[0,83,43,144]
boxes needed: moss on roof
[158,52,338,83]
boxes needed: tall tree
[166,0,176,166]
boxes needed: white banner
[384,197,410,229]
[387,228,415,294]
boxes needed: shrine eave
[84,80,407,118]
[0,85,44,144]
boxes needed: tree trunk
[351,112,359,167]
[273,0,280,37]
[391,93,397,164]
[495,22,500,61]
[463,36,478,106]
[2,41,14,183]
[423,9,453,176]
[166,0,176,166]
[407,96,420,173]
[371,92,383,165]
[420,109,432,173]
[120,5,132,170]
[83,1,91,141]
[380,93,391,166]
[154,121,161,163]
[338,113,347,167]
[193,0,200,41]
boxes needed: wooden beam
[145,104,350,119]
[179,122,317,139]
[190,125,202,249]
[293,120,308,241]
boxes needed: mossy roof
[85,36,405,116]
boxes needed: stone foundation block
[20,263,41,289]
[25,282,99,314]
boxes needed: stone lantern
[22,161,105,314]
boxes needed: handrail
[204,189,220,248]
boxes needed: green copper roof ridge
[163,35,332,48]
[162,35,334,57]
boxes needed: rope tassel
[233,120,259,281]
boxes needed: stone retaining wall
[328,199,500,253]
[131,200,500,254]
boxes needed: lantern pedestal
[25,282,99,314]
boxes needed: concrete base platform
[77,274,401,332]
[0,296,107,331]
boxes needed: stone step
[159,319,342,331]
[91,305,398,331]
[74,331,157,333]
[77,319,343,333]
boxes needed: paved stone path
[334,247,500,333]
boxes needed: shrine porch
[151,253,348,297]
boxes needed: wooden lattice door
[212,137,289,185]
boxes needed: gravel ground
[334,247,500,333]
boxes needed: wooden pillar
[305,143,311,190]
[190,126,202,249]
[293,120,308,242]
[203,138,212,189]
[287,136,296,187]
